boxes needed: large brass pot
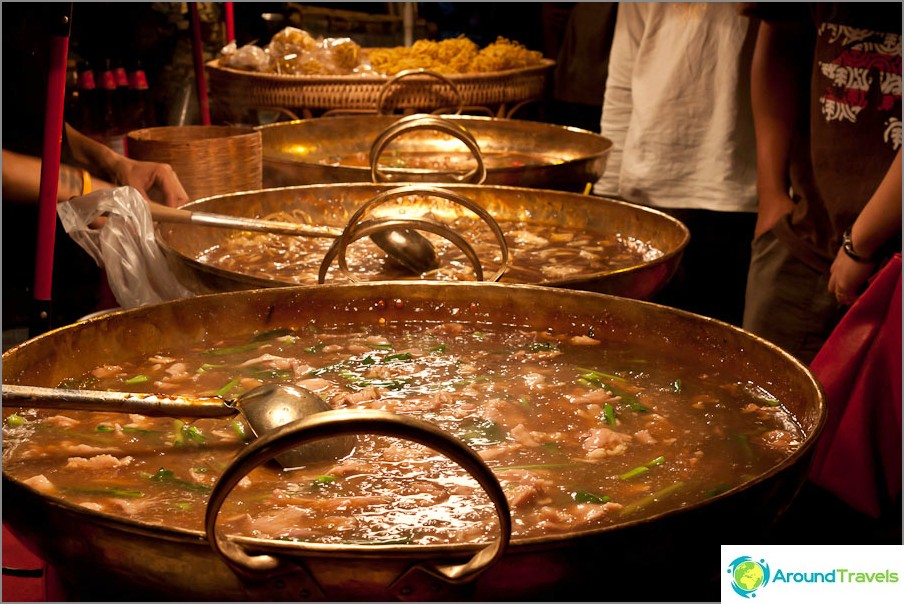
[258,115,612,192]
[2,282,824,601]
[155,183,689,300]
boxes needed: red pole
[190,2,211,125]
[31,5,72,337]
[225,2,235,43]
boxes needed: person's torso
[618,2,759,212]
[787,3,902,261]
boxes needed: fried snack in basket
[369,37,480,74]
[265,27,363,75]
[367,36,543,75]
[220,28,544,77]
[471,37,545,72]
[270,26,319,53]
[325,37,361,72]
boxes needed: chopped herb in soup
[2,320,802,545]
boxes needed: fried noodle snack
[220,29,544,76]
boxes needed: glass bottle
[127,60,157,131]
[97,58,125,153]
[74,60,99,136]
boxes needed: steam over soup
[2,314,803,545]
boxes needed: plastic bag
[57,186,194,308]
[219,40,271,71]
[218,27,363,75]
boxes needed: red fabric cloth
[808,253,902,518]
[2,523,47,602]
[2,523,69,602]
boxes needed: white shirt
[594,2,758,213]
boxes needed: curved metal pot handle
[204,409,512,586]
[321,185,509,284]
[318,216,484,284]
[251,105,302,123]
[376,69,464,116]
[368,114,487,185]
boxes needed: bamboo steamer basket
[126,125,262,201]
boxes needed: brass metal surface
[258,115,612,192]
[155,183,689,300]
[2,282,825,600]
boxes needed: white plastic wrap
[218,27,364,75]
[57,186,194,308]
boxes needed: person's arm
[829,149,902,305]
[64,123,189,207]
[1,148,116,204]
[749,19,809,237]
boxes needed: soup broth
[198,213,661,285]
[3,315,803,545]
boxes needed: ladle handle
[150,200,439,280]
[148,202,342,239]
[204,409,512,591]
[369,114,487,184]
[1,383,236,418]
[318,215,484,284]
[321,185,510,284]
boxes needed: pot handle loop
[368,114,487,185]
[376,69,464,116]
[319,185,510,284]
[318,216,484,284]
[204,409,512,587]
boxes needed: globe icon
[733,560,765,592]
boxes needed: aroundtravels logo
[727,556,771,598]
[725,551,900,599]
[723,545,903,603]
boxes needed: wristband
[80,169,92,196]
[842,227,876,263]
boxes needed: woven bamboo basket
[206,57,555,121]
[126,126,262,201]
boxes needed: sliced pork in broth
[198,210,662,284]
[3,317,803,545]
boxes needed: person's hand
[108,156,189,207]
[753,189,795,239]
[828,248,877,306]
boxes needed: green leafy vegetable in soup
[2,320,803,545]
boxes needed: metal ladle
[147,202,440,275]
[1,382,355,469]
